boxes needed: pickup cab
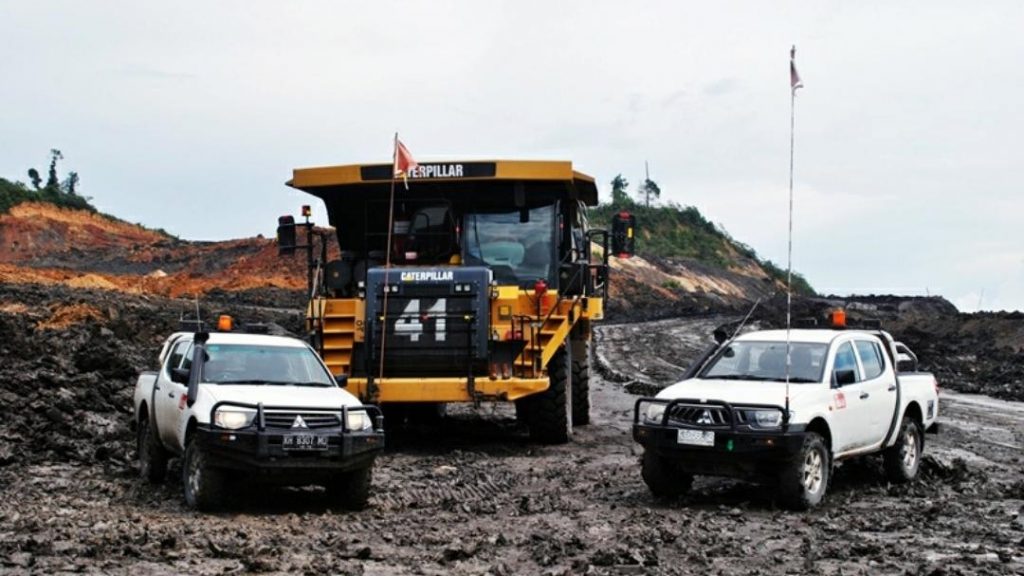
[632,327,939,509]
[133,328,385,511]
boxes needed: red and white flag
[393,138,418,187]
[790,45,804,93]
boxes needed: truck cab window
[464,204,555,287]
[832,342,861,385]
[854,340,885,380]
[166,341,190,373]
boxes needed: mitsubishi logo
[291,415,308,429]
[696,409,714,425]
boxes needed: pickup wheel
[571,350,591,427]
[182,439,225,512]
[641,450,693,498]
[328,466,373,511]
[520,347,572,444]
[883,416,922,483]
[137,416,168,483]
[778,432,830,511]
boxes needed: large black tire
[137,416,168,484]
[571,344,591,427]
[521,347,572,444]
[182,439,226,512]
[883,416,923,484]
[641,450,693,498]
[778,432,830,511]
[328,466,373,511]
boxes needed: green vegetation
[1,149,97,214]
[590,176,815,295]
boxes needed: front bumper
[197,402,385,479]
[632,397,807,479]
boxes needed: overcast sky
[2,1,1021,311]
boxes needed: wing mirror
[170,368,190,384]
[335,374,349,388]
[610,211,637,258]
[833,368,857,387]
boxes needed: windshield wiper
[701,375,780,381]
[215,379,270,385]
[287,381,332,387]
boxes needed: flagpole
[378,132,400,392]
[784,46,798,425]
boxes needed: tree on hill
[610,174,632,206]
[640,177,661,208]
[3,150,95,214]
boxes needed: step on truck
[633,312,940,510]
[277,160,636,443]
[133,319,385,511]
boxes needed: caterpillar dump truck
[277,160,636,443]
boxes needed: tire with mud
[182,438,226,512]
[518,347,572,444]
[328,466,373,511]
[137,415,168,483]
[571,341,590,427]
[883,416,922,483]
[778,432,830,510]
[641,449,693,498]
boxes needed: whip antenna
[784,45,804,426]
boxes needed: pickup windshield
[200,344,334,387]
[700,341,828,383]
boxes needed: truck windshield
[463,204,555,286]
[700,341,828,383]
[201,344,334,386]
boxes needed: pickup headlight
[345,410,372,431]
[643,403,667,424]
[214,408,256,430]
[747,409,783,428]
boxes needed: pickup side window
[165,340,190,373]
[854,340,885,380]
[832,342,861,386]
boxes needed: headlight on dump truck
[345,410,372,431]
[214,408,256,430]
[643,403,667,424]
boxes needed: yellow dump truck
[277,159,635,443]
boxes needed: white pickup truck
[632,327,939,510]
[133,327,384,511]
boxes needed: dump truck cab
[279,159,635,443]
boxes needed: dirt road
[1,318,1022,575]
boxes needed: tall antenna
[194,294,202,331]
[784,45,804,425]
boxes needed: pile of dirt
[0,282,303,469]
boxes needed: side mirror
[277,215,297,256]
[610,211,636,258]
[335,374,349,388]
[170,368,190,384]
[713,328,728,344]
[833,368,857,387]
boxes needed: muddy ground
[1,285,1023,575]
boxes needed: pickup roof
[633,328,939,509]
[133,329,384,511]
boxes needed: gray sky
[2,1,1022,311]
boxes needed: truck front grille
[263,411,341,429]
[667,404,731,428]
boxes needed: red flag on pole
[393,138,418,188]
[790,45,803,93]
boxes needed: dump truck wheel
[329,466,373,511]
[883,416,922,484]
[182,439,225,512]
[137,416,168,484]
[641,449,692,498]
[571,352,591,427]
[524,347,572,444]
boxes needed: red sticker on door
[834,391,846,410]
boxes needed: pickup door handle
[167,392,175,398]
[887,384,897,392]
[859,392,870,400]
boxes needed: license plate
[282,434,329,451]
[677,429,715,447]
